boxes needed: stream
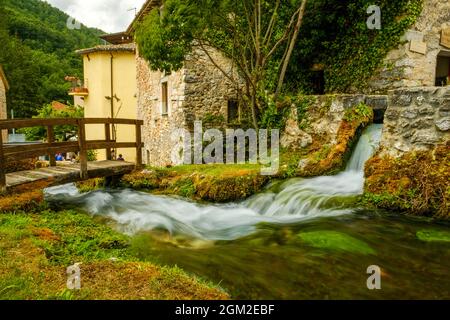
[45,124,450,299]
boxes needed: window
[227,100,239,123]
[161,82,168,115]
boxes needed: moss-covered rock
[297,231,376,255]
[363,143,449,218]
[121,164,268,202]
[416,230,450,242]
[298,103,374,177]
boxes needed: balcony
[66,76,89,96]
[69,86,89,96]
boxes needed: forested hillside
[0,0,104,118]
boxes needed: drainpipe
[110,53,117,156]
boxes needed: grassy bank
[0,207,228,300]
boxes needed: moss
[416,230,450,243]
[121,164,268,202]
[0,210,228,300]
[297,231,376,255]
[75,178,106,193]
[364,144,449,218]
[0,181,51,212]
[298,103,373,177]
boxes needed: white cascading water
[45,124,383,240]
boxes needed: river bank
[0,207,227,300]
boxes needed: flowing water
[45,124,450,299]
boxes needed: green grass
[0,209,228,300]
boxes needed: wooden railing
[0,118,143,189]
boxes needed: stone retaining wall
[381,86,450,156]
[282,94,387,150]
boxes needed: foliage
[135,0,308,128]
[364,144,450,217]
[19,103,83,142]
[285,0,423,93]
[0,0,103,118]
[87,150,98,162]
[343,103,372,122]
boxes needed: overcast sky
[43,0,147,33]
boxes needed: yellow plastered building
[72,44,138,162]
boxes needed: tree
[135,0,308,129]
[20,103,84,142]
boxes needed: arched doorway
[435,50,450,86]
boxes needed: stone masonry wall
[367,0,450,93]
[381,86,450,156]
[0,77,7,142]
[137,47,238,167]
[282,94,387,150]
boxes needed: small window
[161,82,169,115]
[227,100,239,123]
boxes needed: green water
[45,124,450,299]
[128,211,450,300]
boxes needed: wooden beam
[77,119,88,179]
[0,132,5,192]
[135,121,143,168]
[0,118,144,130]
[105,123,112,160]
[47,125,56,167]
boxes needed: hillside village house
[72,0,449,166]
[71,44,138,162]
[0,65,9,143]
[72,0,238,166]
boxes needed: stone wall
[367,0,450,93]
[282,94,387,150]
[380,86,450,156]
[137,47,238,167]
[0,76,7,142]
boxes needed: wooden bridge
[0,118,143,192]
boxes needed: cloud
[43,0,147,33]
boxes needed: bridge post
[47,125,56,167]
[77,119,88,179]
[105,123,112,160]
[135,121,143,168]
[0,130,6,192]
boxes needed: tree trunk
[275,0,308,98]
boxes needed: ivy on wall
[285,0,424,94]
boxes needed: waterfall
[45,124,384,241]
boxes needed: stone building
[100,0,239,166]
[368,0,450,92]
[0,65,9,143]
